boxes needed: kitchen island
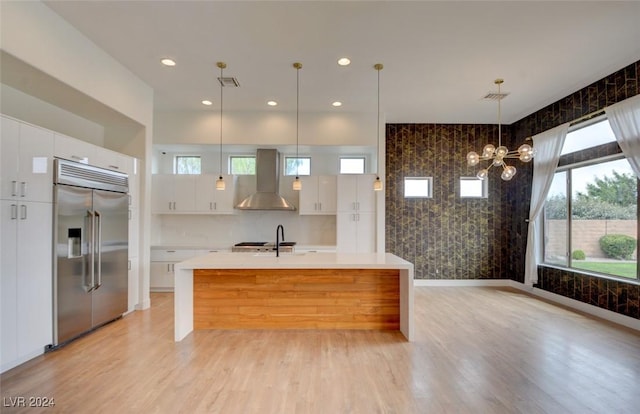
[174,252,414,341]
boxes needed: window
[561,118,616,155]
[175,156,201,174]
[230,156,256,175]
[339,157,365,174]
[404,177,433,198]
[284,157,311,176]
[460,177,487,198]
[543,119,638,281]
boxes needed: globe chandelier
[466,79,534,181]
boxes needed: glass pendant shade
[373,177,383,191]
[466,79,534,182]
[292,177,301,191]
[216,176,225,190]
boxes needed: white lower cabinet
[336,211,376,253]
[150,249,217,291]
[1,200,53,373]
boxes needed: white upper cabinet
[1,116,54,203]
[299,175,337,215]
[152,174,195,213]
[53,132,95,164]
[194,174,235,214]
[153,174,234,214]
[336,174,376,213]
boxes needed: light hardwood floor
[2,287,639,413]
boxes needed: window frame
[403,177,433,199]
[542,119,639,282]
[284,156,311,176]
[174,155,202,175]
[459,177,488,199]
[339,157,366,174]
[229,155,256,175]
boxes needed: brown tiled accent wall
[507,60,640,319]
[385,60,640,320]
[385,123,514,280]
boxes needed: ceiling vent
[218,77,240,87]
[483,91,509,101]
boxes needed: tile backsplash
[153,213,336,247]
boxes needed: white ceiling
[44,1,640,124]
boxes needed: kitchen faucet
[276,224,285,257]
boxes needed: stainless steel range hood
[235,149,296,211]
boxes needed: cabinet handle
[108,165,119,170]
[166,250,176,253]
[128,260,132,270]
[210,202,213,210]
[319,202,322,211]
[20,204,27,220]
[356,201,360,210]
[71,155,84,161]
[172,202,176,210]
[214,202,217,210]
[168,202,172,210]
[20,182,27,197]
[10,204,18,219]
[11,181,18,197]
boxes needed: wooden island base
[193,268,400,330]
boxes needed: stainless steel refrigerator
[52,158,129,346]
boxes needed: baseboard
[414,279,640,332]
[414,279,513,287]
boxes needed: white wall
[0,84,105,146]
[154,110,378,146]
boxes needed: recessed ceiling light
[267,100,278,106]
[332,101,342,107]
[337,57,351,66]
[161,58,176,67]
[202,100,213,106]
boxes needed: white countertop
[175,251,413,270]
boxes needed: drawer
[150,249,199,262]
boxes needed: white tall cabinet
[299,175,337,215]
[1,115,140,373]
[1,116,54,372]
[336,174,377,253]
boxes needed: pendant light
[466,79,534,181]
[373,63,384,191]
[215,62,226,191]
[292,62,302,191]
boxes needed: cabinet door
[53,133,95,164]
[195,174,216,212]
[355,175,377,212]
[18,123,54,203]
[1,118,53,203]
[128,257,139,313]
[150,262,175,291]
[212,175,235,213]
[1,116,20,200]
[317,175,337,214]
[152,175,175,213]
[299,176,320,214]
[16,201,53,353]
[173,175,196,212]
[337,175,358,212]
[336,212,358,253]
[0,200,18,367]
[356,212,376,253]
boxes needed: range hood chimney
[235,149,296,211]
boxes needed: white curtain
[524,124,569,286]
[605,94,640,178]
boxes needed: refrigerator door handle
[94,210,103,290]
[87,210,96,292]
